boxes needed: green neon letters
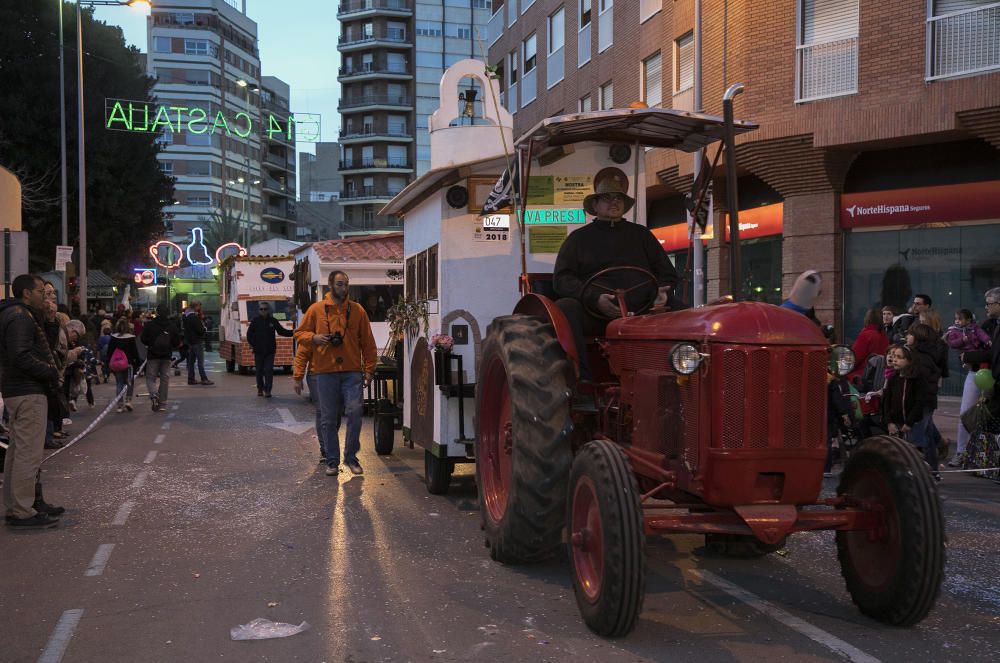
[104,98,319,142]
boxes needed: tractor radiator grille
[681,370,700,469]
[716,345,828,450]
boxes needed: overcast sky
[93,0,340,155]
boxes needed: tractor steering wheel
[580,266,660,319]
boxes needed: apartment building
[297,142,345,240]
[149,0,299,244]
[336,0,493,232]
[488,0,1000,358]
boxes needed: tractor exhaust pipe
[723,83,745,301]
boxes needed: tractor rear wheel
[476,315,573,564]
[568,440,645,637]
[836,435,945,626]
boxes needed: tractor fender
[512,293,580,376]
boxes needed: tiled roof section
[312,233,403,264]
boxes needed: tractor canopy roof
[517,107,757,152]
[607,302,828,346]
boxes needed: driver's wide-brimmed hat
[583,167,635,216]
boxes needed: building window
[599,81,613,109]
[473,0,492,8]
[187,160,211,176]
[579,94,591,112]
[640,0,661,23]
[598,0,613,52]
[674,32,694,93]
[580,0,591,27]
[548,6,565,53]
[174,12,195,24]
[153,36,171,53]
[159,161,173,175]
[642,51,662,107]
[416,21,442,37]
[187,194,211,207]
[509,49,519,85]
[184,39,209,56]
[445,23,473,39]
[187,133,211,146]
[796,0,859,101]
[523,33,537,72]
[927,0,1000,80]
[523,0,536,12]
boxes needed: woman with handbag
[107,317,141,412]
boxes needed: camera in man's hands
[328,331,344,347]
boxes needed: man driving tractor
[553,167,682,380]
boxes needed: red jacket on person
[849,323,889,384]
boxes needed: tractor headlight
[829,345,856,377]
[670,343,702,375]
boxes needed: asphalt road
[1,353,997,662]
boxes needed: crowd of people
[846,289,1000,478]
[0,273,218,529]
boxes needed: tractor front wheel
[836,435,945,626]
[476,315,573,564]
[568,440,645,637]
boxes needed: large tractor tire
[568,440,645,637]
[836,435,945,626]
[476,315,574,564]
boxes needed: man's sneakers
[150,395,160,412]
[264,391,272,398]
[200,379,214,386]
[188,380,198,385]
[325,465,339,476]
[345,461,364,475]
[257,389,264,397]
[34,499,65,518]
[124,401,133,412]
[5,513,58,529]
[116,404,125,413]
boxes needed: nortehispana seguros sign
[104,98,320,141]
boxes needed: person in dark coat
[182,301,213,385]
[554,167,680,382]
[882,344,926,437]
[140,304,181,412]
[247,302,294,397]
[107,316,141,412]
[906,323,944,478]
[962,287,1000,418]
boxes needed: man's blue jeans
[187,342,207,381]
[315,371,363,467]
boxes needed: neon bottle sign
[148,230,246,270]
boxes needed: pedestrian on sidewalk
[141,304,181,412]
[293,341,337,466]
[183,300,213,386]
[907,323,945,479]
[946,307,993,465]
[882,345,926,441]
[959,288,1000,449]
[1,274,64,529]
[294,270,377,476]
[247,302,293,398]
[849,306,889,385]
[108,317,141,412]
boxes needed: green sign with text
[104,98,320,142]
[520,208,586,225]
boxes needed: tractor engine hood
[606,302,828,346]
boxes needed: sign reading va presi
[520,208,586,225]
[104,98,321,142]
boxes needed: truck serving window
[349,285,403,323]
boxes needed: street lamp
[235,78,259,248]
[63,0,151,315]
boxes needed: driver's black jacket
[553,218,678,310]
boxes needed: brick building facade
[487,0,1000,361]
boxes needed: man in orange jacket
[294,270,377,476]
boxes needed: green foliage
[0,1,173,275]
[199,207,265,250]
[385,295,429,353]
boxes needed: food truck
[218,255,295,374]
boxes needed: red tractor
[475,101,944,637]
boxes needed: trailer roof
[516,107,757,152]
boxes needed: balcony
[264,151,292,169]
[263,200,296,221]
[338,63,412,82]
[339,186,405,205]
[338,28,411,52]
[338,94,414,111]
[338,158,413,174]
[796,36,858,103]
[927,2,1000,80]
[338,127,414,144]
[337,0,412,19]
[262,175,293,197]
[487,8,504,46]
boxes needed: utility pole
[690,0,705,307]
[76,3,88,315]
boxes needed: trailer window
[245,299,293,322]
[349,285,403,322]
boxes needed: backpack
[151,329,172,356]
[109,348,129,372]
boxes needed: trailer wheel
[374,400,395,456]
[425,450,453,494]
[476,314,573,564]
[836,435,945,626]
[568,440,645,638]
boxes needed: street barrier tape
[40,361,147,465]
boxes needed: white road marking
[84,544,115,577]
[172,404,180,410]
[166,412,176,419]
[37,608,83,663]
[131,470,149,489]
[143,450,158,464]
[161,421,171,430]
[111,500,136,526]
[688,569,881,663]
[153,434,165,445]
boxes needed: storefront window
[349,284,404,323]
[845,223,1000,396]
[739,237,783,305]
